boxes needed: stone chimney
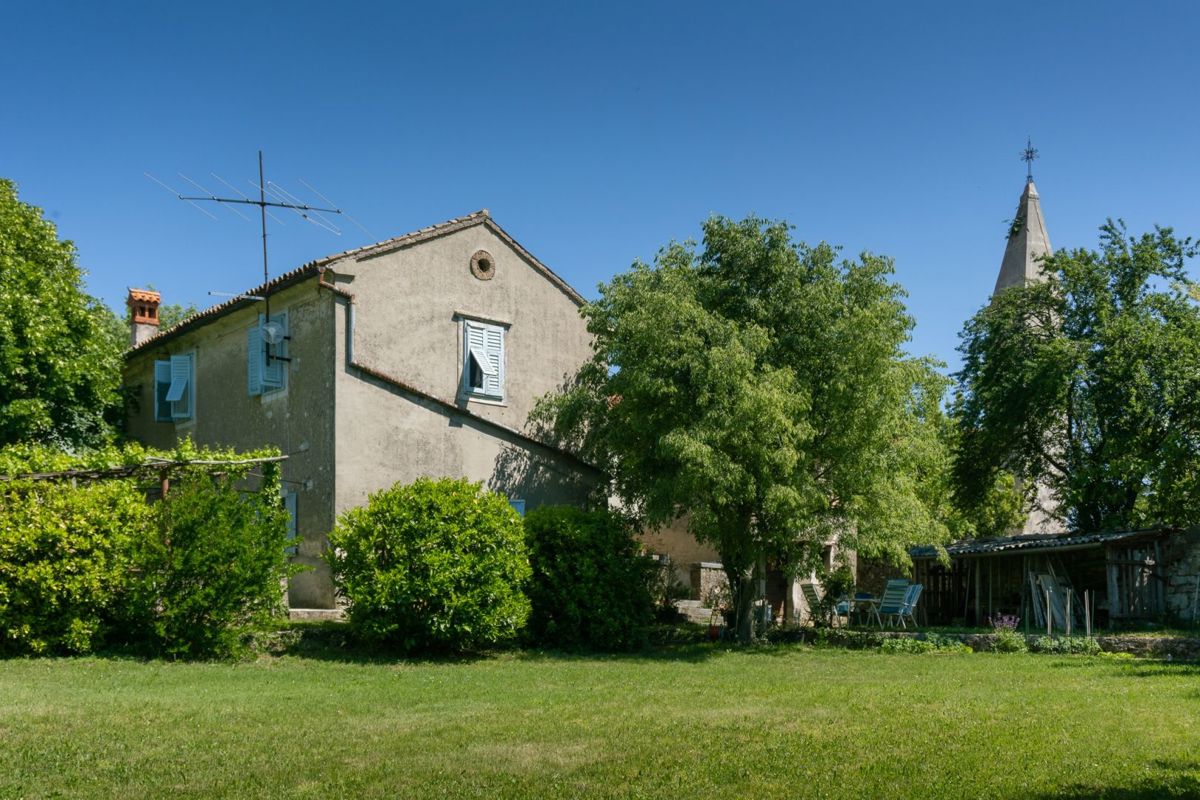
[127,288,161,347]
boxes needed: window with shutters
[247,311,289,396]
[462,319,505,401]
[154,353,194,422]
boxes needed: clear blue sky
[4,1,1199,372]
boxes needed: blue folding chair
[869,579,910,629]
[897,583,923,629]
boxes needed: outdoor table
[852,594,878,626]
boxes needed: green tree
[327,478,531,652]
[157,302,198,329]
[954,221,1200,532]
[535,216,959,642]
[0,179,124,448]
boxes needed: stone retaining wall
[690,562,728,604]
[1164,530,1200,622]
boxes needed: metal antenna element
[145,172,218,220]
[1021,136,1039,184]
[159,150,345,368]
[300,178,376,240]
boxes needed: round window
[470,250,496,281]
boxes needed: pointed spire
[993,178,1053,294]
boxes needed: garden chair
[799,582,825,625]
[833,596,853,627]
[868,579,910,628]
[897,583,923,629]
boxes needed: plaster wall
[332,357,599,516]
[637,517,721,593]
[123,281,338,608]
[336,222,592,431]
[325,222,602,573]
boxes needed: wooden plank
[1154,541,1165,616]
[974,559,981,626]
[1107,547,1122,618]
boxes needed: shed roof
[910,528,1168,559]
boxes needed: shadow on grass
[260,622,835,666]
[1047,658,1200,678]
[1036,759,1200,799]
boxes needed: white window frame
[461,318,506,402]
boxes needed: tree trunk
[728,570,757,645]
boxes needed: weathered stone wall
[1163,529,1200,623]
[856,556,911,596]
[638,515,721,591]
[690,562,728,605]
[124,281,338,608]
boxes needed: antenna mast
[174,149,343,323]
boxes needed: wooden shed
[909,528,1188,631]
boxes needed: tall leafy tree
[535,216,961,642]
[0,179,124,448]
[955,221,1200,532]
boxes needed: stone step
[289,607,346,622]
[673,600,716,624]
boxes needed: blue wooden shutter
[168,354,193,420]
[464,322,488,392]
[261,312,286,391]
[247,325,263,396]
[484,325,504,398]
[154,360,172,421]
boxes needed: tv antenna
[147,150,351,369]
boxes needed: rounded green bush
[0,480,148,655]
[327,477,531,652]
[523,506,653,651]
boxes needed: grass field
[2,645,1198,799]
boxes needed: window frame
[154,353,195,423]
[248,310,289,397]
[461,318,506,402]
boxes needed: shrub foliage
[328,477,531,652]
[0,479,148,654]
[523,506,654,651]
[125,472,292,659]
[0,442,291,658]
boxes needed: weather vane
[1021,137,1039,184]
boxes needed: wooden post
[1066,592,1072,637]
[1022,556,1030,633]
[1154,541,1165,617]
[1085,590,1092,638]
[1045,588,1052,637]
[1106,547,1121,620]
[159,469,170,499]
[974,559,981,628]
[988,560,994,622]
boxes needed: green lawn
[1,646,1198,799]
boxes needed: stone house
[124,210,603,609]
